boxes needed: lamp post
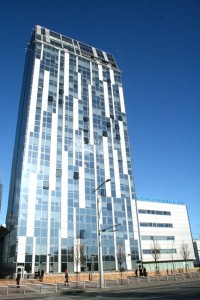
[90,241,95,281]
[48,254,51,273]
[15,240,18,276]
[83,242,88,272]
[93,178,111,288]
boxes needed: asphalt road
[96,281,200,300]
[0,280,199,300]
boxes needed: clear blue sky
[0,0,199,236]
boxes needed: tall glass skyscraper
[3,25,139,274]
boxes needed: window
[101,189,106,197]
[56,169,62,177]
[141,235,175,241]
[107,203,112,210]
[106,53,116,63]
[80,230,86,239]
[96,49,105,59]
[151,249,160,254]
[43,181,49,190]
[36,103,41,109]
[163,211,171,215]
[106,121,111,128]
[138,209,171,215]
[41,28,46,35]
[167,236,175,240]
[48,95,53,102]
[143,249,175,255]
[140,222,172,228]
[84,137,89,144]
[166,223,173,228]
[73,172,79,179]
[140,223,148,227]
[83,126,89,132]
[118,154,122,162]
[118,116,123,121]
[116,134,120,141]
[50,40,62,47]
[62,36,73,44]
[141,236,150,240]
[63,44,74,53]
[79,42,93,54]
[138,209,146,214]
[83,116,89,122]
[50,31,60,39]
[103,131,107,137]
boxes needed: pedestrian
[135,268,138,277]
[139,266,143,277]
[64,270,69,285]
[40,269,44,282]
[16,272,21,288]
[38,269,40,279]
[143,267,147,278]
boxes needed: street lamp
[90,241,95,281]
[48,254,51,273]
[14,240,18,276]
[93,178,111,288]
[93,178,111,193]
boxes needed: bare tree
[180,241,190,272]
[69,239,85,283]
[117,243,126,284]
[151,239,161,275]
[168,249,175,274]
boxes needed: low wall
[44,268,199,283]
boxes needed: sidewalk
[0,273,199,300]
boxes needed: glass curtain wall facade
[3,25,139,274]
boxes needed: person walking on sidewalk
[135,268,138,277]
[64,270,69,286]
[16,272,21,288]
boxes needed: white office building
[135,199,195,272]
[193,239,200,267]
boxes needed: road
[97,281,200,300]
[0,280,199,300]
